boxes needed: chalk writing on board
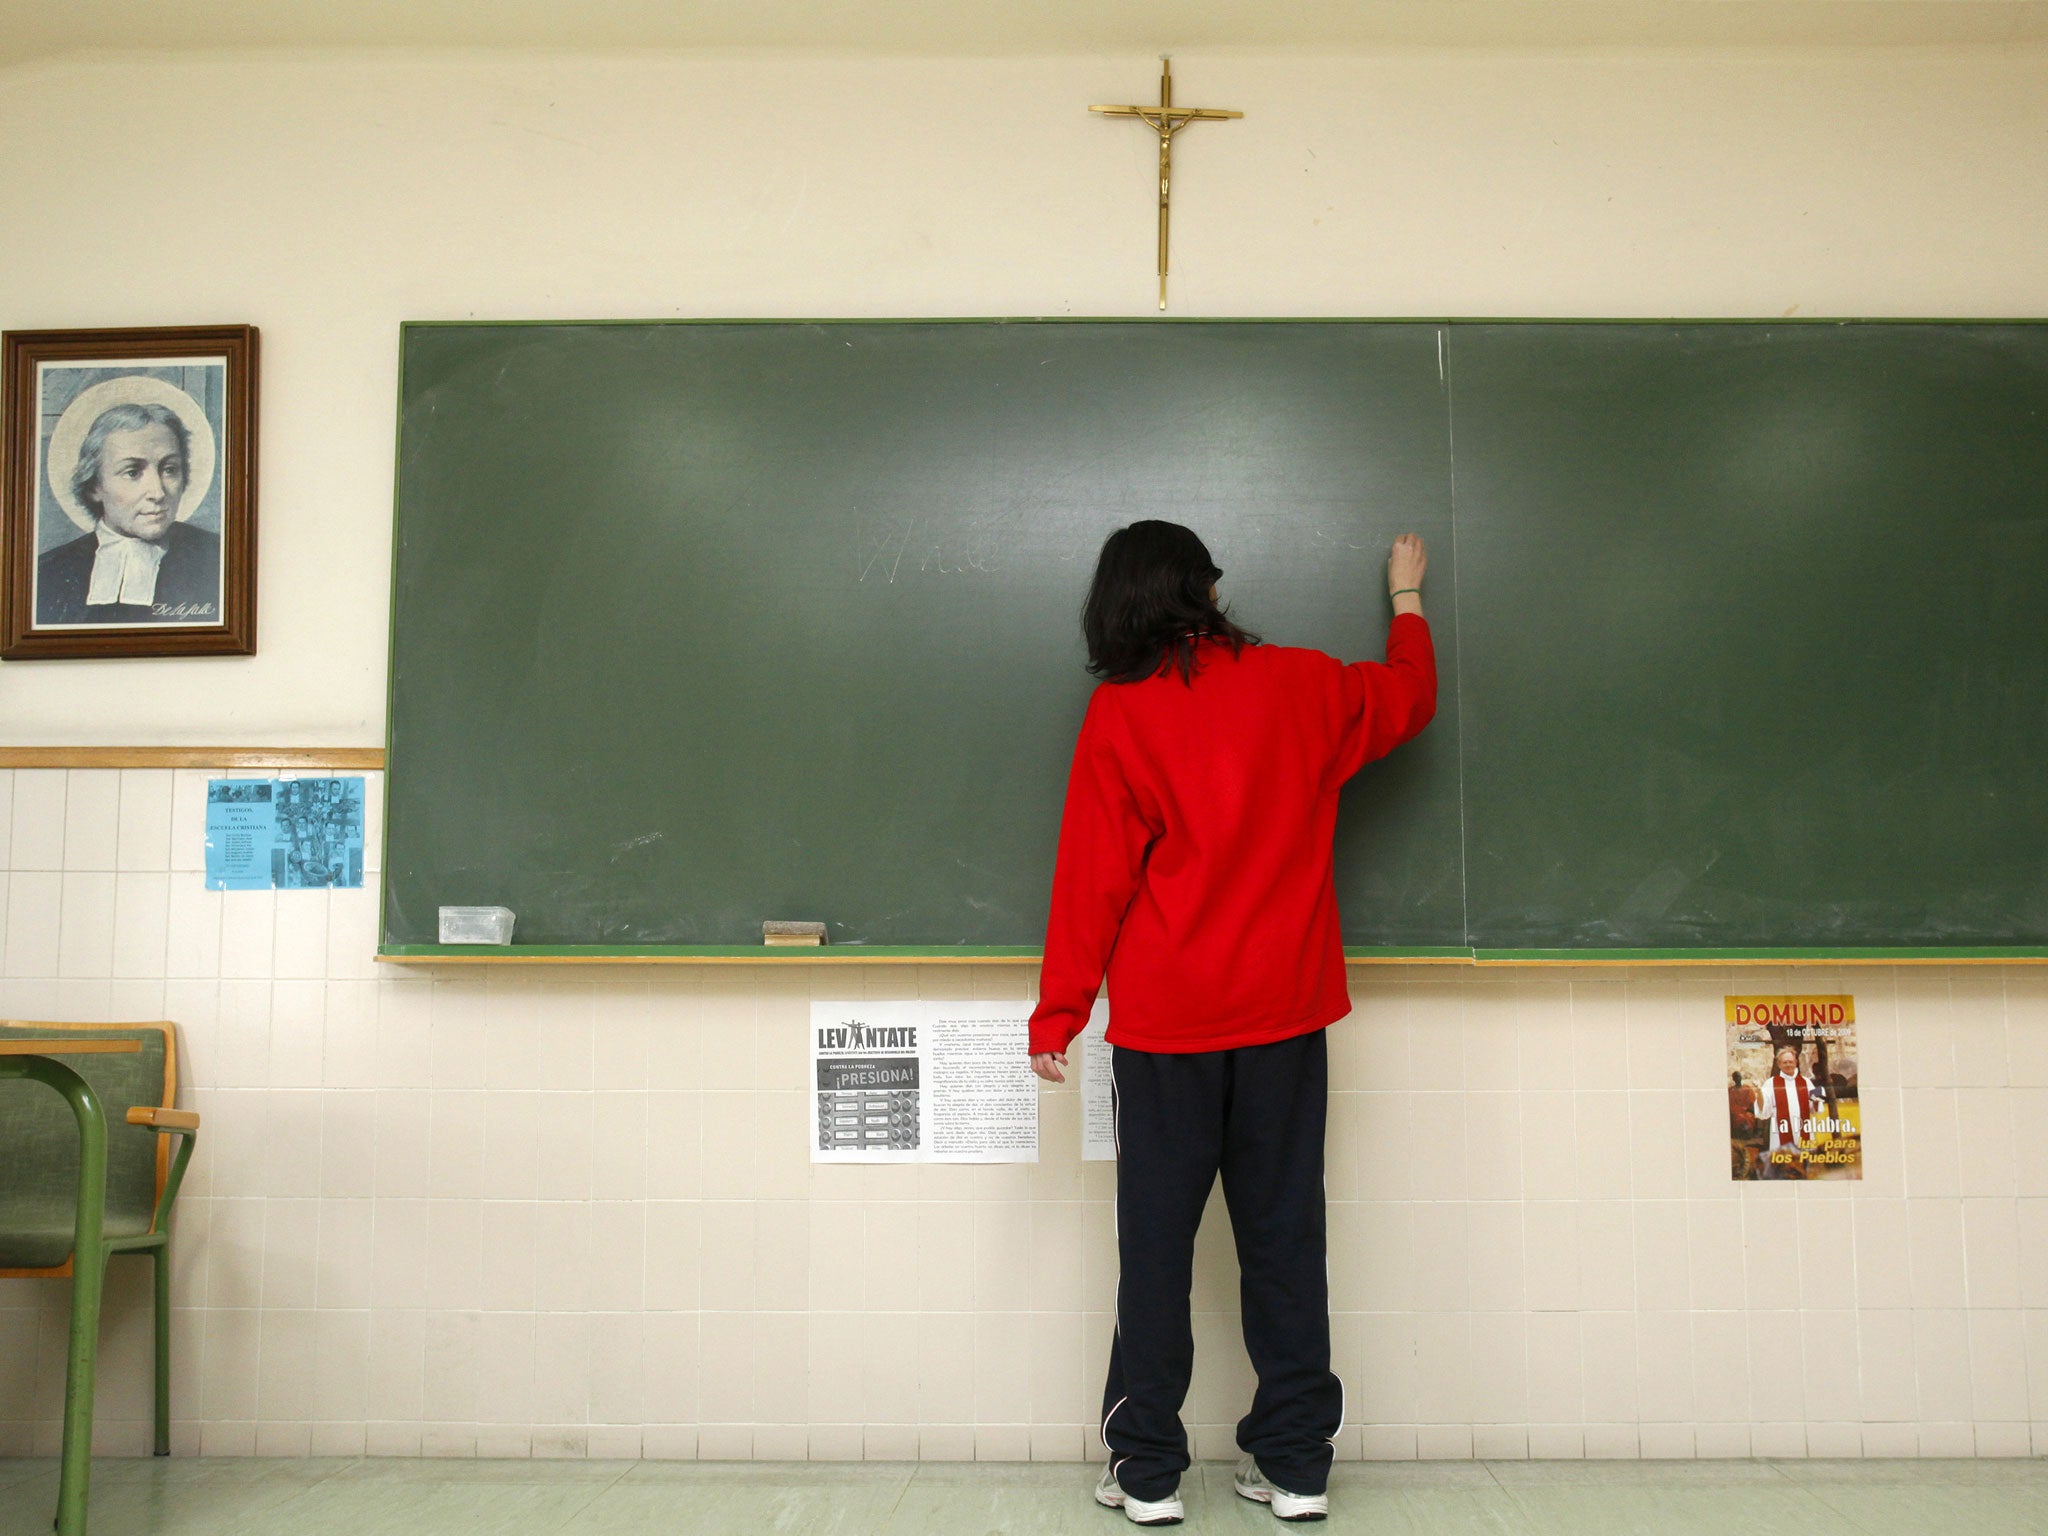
[856,511,1013,583]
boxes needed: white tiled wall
[2,765,2045,1460]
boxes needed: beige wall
[2,47,2045,1460]
[2,48,2047,742]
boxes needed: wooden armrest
[127,1105,200,1132]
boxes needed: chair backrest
[0,1021,178,1275]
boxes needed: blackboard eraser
[763,920,828,947]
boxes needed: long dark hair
[1082,520,1258,683]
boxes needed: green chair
[0,1021,200,1536]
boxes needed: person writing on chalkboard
[1027,521,1435,1526]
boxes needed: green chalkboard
[383,319,2048,956]
[1453,323,2048,948]
[386,321,1463,948]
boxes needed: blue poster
[203,776,365,890]
[272,777,366,889]
[204,780,276,890]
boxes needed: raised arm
[1330,534,1438,782]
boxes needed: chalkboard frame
[372,945,2048,965]
[380,316,2048,967]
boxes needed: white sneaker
[1233,1456,1329,1522]
[1095,1464,1185,1525]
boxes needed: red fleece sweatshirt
[1027,615,1437,1056]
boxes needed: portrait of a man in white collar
[35,377,223,627]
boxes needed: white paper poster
[1077,999,1116,1161]
[811,1001,1038,1163]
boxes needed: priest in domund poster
[1726,996,1862,1181]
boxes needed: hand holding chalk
[1388,533,1427,617]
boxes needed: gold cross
[1092,59,1243,310]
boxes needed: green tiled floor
[0,1457,2042,1535]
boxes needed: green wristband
[1390,588,1421,598]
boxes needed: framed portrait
[3,325,258,658]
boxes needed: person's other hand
[1388,533,1427,595]
[1031,1052,1067,1084]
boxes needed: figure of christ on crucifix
[1092,59,1243,310]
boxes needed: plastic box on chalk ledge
[437,906,515,945]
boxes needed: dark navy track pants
[1101,1027,1343,1502]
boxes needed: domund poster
[1725,995,1862,1181]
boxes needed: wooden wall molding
[0,747,383,770]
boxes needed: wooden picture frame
[3,325,258,659]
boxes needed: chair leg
[55,1243,107,1536]
[5,1054,115,1536]
[153,1248,171,1456]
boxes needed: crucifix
[1091,58,1243,310]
